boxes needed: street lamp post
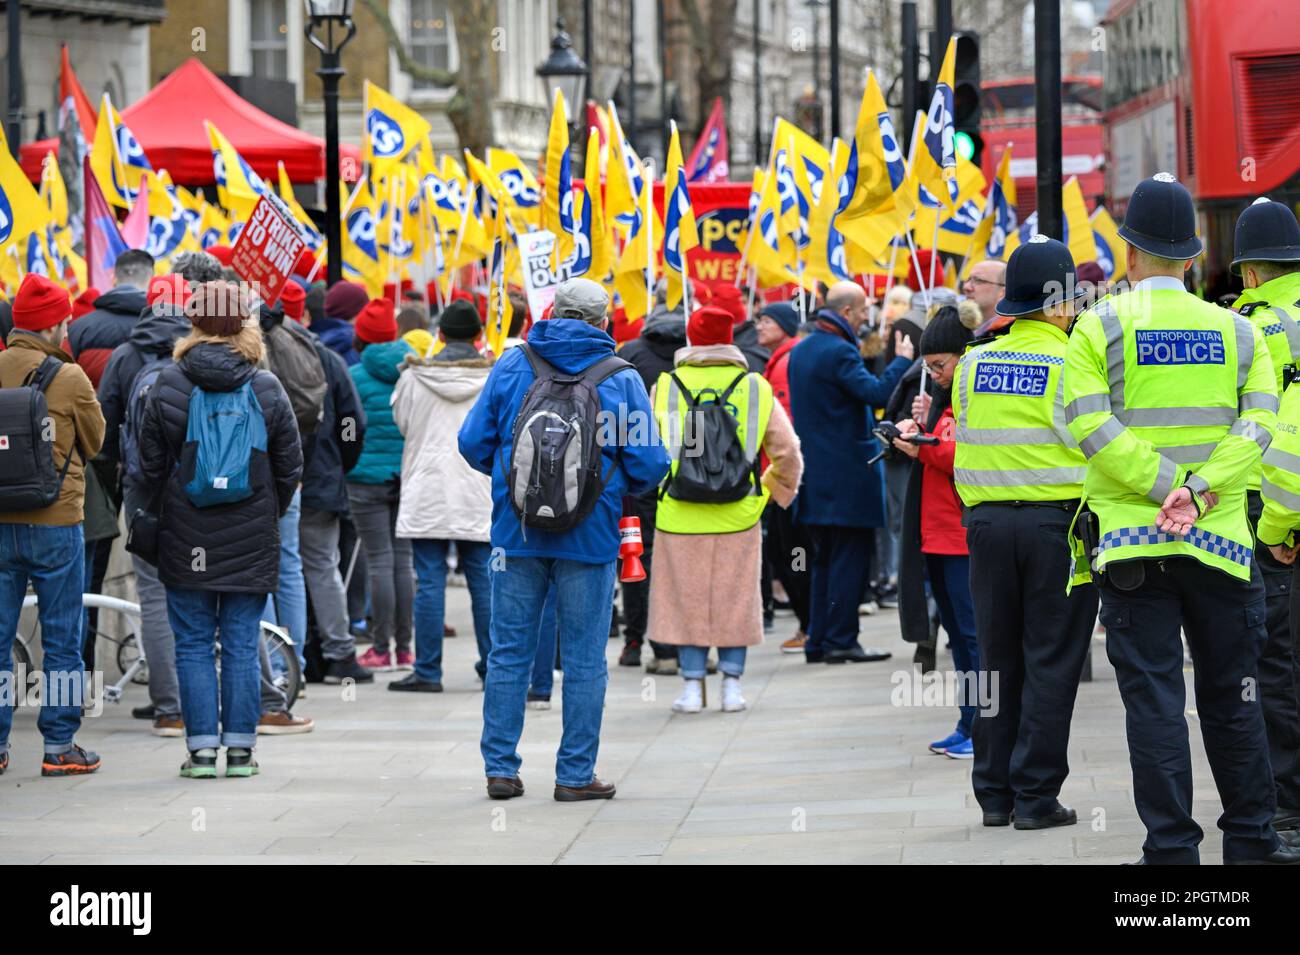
[304,0,357,287]
[536,18,590,153]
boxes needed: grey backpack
[264,320,327,435]
[507,344,632,532]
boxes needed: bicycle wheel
[260,623,302,706]
[115,634,150,686]
[10,636,33,673]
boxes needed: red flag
[59,45,98,149]
[686,97,729,184]
[84,157,128,292]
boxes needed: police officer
[1234,198,1300,832]
[1063,173,1298,864]
[953,236,1099,830]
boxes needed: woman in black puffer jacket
[139,281,302,779]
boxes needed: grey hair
[171,250,225,285]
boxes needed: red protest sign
[230,194,308,306]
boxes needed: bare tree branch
[358,0,457,88]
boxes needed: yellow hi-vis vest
[1063,282,1279,581]
[952,318,1086,506]
[1233,271,1300,491]
[652,363,773,534]
[1259,379,1300,546]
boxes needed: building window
[409,0,453,89]
[250,0,289,79]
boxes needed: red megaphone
[618,515,647,582]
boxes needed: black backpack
[660,370,761,504]
[0,357,81,511]
[507,344,633,532]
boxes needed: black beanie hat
[918,305,973,357]
[438,299,482,340]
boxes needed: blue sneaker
[929,731,967,754]
[945,737,975,759]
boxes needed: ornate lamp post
[536,17,589,151]
[304,0,357,286]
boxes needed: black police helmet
[995,235,1085,318]
[1117,172,1203,260]
[1230,198,1300,275]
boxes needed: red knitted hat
[71,287,100,320]
[686,305,734,346]
[13,274,72,332]
[279,281,306,321]
[354,298,397,344]
[148,274,192,310]
[207,245,234,267]
[710,283,746,326]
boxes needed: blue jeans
[0,523,86,756]
[926,553,980,737]
[678,645,746,679]
[166,588,265,751]
[265,489,307,671]
[530,583,558,697]
[411,538,492,683]
[481,557,615,787]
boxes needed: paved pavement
[1,585,1226,865]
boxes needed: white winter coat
[392,352,494,541]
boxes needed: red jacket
[916,403,967,556]
[763,335,798,418]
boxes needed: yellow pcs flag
[1090,204,1126,282]
[663,121,699,311]
[92,93,152,211]
[614,170,660,321]
[363,81,431,175]
[1062,176,1098,267]
[912,37,958,213]
[578,126,612,285]
[0,126,53,255]
[839,70,913,234]
[487,148,542,217]
[207,122,269,220]
[543,88,576,267]
[605,103,647,239]
[39,152,68,229]
[485,206,514,357]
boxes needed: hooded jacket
[68,285,149,388]
[139,329,302,593]
[618,305,686,391]
[458,318,672,563]
[310,316,361,366]
[301,337,367,514]
[346,338,413,484]
[763,335,799,418]
[393,341,493,541]
[0,331,105,526]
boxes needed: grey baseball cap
[552,277,609,324]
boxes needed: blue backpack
[121,355,172,485]
[183,381,267,508]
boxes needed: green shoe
[180,748,218,779]
[225,747,259,778]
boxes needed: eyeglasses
[963,276,1005,289]
[924,356,956,375]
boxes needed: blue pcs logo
[367,109,406,158]
[973,361,1050,397]
[1135,329,1225,366]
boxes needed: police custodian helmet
[1230,197,1300,274]
[1117,172,1203,260]
[995,235,1084,318]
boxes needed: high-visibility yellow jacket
[1259,380,1300,546]
[653,360,774,534]
[1063,277,1278,581]
[952,318,1086,506]
[1233,271,1300,492]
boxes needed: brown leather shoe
[487,776,524,799]
[257,710,315,735]
[554,777,617,802]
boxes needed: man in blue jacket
[787,280,914,664]
[459,278,670,802]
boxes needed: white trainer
[671,679,704,714]
[721,676,747,712]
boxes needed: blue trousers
[411,539,492,683]
[925,552,980,738]
[481,557,615,788]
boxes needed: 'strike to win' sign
[230,194,308,306]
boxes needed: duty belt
[969,499,1080,512]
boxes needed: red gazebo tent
[21,57,360,186]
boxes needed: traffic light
[953,31,983,168]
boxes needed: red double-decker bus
[1102,0,1300,299]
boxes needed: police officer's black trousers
[1099,557,1278,864]
[967,504,1098,819]
[1246,491,1300,812]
